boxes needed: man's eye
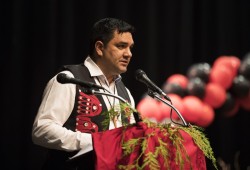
[117,44,126,49]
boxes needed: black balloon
[239,57,250,80]
[230,75,250,98]
[163,82,187,97]
[242,51,250,61]
[216,92,236,115]
[187,63,211,83]
[186,78,206,99]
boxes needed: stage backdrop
[1,0,250,169]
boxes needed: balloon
[163,82,187,97]
[186,77,206,99]
[158,93,184,121]
[239,57,250,80]
[203,82,227,109]
[136,97,161,121]
[242,52,250,61]
[182,96,204,124]
[213,56,241,77]
[209,64,235,90]
[229,56,241,74]
[166,74,188,88]
[187,63,211,83]
[216,92,238,117]
[196,103,215,127]
[230,75,250,98]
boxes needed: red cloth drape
[92,122,206,170]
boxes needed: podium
[92,121,216,170]
[66,87,217,170]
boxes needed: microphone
[56,73,105,90]
[135,69,171,101]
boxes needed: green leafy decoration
[100,109,111,131]
[179,125,218,170]
[154,138,170,170]
[118,119,217,170]
[101,102,137,130]
[168,127,191,170]
[142,152,160,170]
[121,138,142,156]
[102,104,217,170]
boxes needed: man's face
[101,31,134,76]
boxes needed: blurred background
[1,0,250,169]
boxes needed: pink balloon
[203,83,227,109]
[209,64,235,90]
[182,96,204,124]
[213,56,241,77]
[229,56,241,73]
[196,103,215,127]
[166,74,189,89]
[136,97,162,121]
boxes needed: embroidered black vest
[42,64,140,170]
[61,63,131,132]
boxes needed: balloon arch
[136,53,250,127]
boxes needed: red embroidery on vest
[77,91,102,116]
[76,116,98,133]
[76,91,102,133]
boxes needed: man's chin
[120,67,127,73]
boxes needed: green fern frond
[121,138,141,156]
[179,125,218,170]
[141,152,160,170]
[100,110,110,131]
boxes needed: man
[32,18,137,170]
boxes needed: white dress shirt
[32,56,135,153]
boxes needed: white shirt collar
[84,56,122,83]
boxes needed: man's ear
[95,41,104,56]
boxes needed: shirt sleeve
[32,71,93,152]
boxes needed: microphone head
[135,69,146,81]
[56,73,70,84]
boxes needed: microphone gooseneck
[56,73,105,90]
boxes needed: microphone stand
[147,90,189,127]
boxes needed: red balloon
[229,56,241,73]
[209,64,235,90]
[196,103,215,127]
[182,96,204,124]
[166,74,188,89]
[136,97,161,120]
[203,83,227,109]
[213,56,241,77]
[158,94,184,121]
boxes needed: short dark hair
[88,18,135,56]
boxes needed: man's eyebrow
[117,41,128,44]
[117,41,134,46]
